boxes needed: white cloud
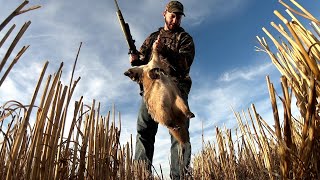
[187,60,282,155]
[219,62,273,82]
[0,77,22,100]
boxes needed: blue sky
[1,0,319,177]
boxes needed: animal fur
[124,42,195,144]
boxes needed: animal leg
[174,96,195,119]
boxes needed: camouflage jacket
[133,27,195,95]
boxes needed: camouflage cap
[166,1,185,16]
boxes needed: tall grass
[0,2,152,179]
[192,0,320,179]
[1,0,319,179]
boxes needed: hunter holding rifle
[117,1,195,179]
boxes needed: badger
[124,41,194,144]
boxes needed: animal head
[124,65,167,85]
[125,39,170,83]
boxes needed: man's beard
[165,18,180,30]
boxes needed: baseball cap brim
[168,9,185,16]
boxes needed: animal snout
[124,69,142,83]
[124,70,131,77]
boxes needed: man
[129,1,195,179]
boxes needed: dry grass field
[1,1,319,179]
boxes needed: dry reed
[1,0,319,179]
[0,1,152,180]
[192,0,320,179]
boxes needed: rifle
[114,0,139,63]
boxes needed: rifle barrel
[113,0,137,55]
[114,0,120,10]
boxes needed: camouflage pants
[134,94,191,180]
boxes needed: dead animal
[124,42,195,144]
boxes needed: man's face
[164,11,182,30]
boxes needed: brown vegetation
[192,0,320,179]
[1,0,319,179]
[0,2,151,180]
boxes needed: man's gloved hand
[129,54,139,64]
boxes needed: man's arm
[158,32,195,74]
[179,33,195,67]
[129,32,159,66]
[129,54,143,66]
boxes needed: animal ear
[148,68,160,79]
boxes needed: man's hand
[130,54,139,64]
